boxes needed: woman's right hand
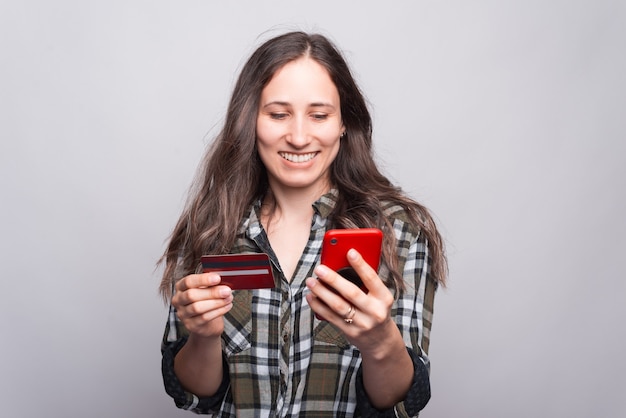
[171,273,233,338]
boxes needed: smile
[279,152,317,163]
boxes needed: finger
[174,284,232,308]
[307,270,363,316]
[181,303,232,336]
[305,281,359,329]
[313,264,366,303]
[176,272,221,292]
[177,293,234,320]
[305,283,343,322]
[346,249,385,294]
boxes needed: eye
[311,113,328,121]
[269,113,288,120]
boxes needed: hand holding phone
[320,228,383,290]
[315,228,383,320]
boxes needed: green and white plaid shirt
[162,190,436,417]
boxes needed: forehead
[261,57,339,103]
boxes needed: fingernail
[220,287,232,298]
[207,273,220,284]
[347,249,358,260]
[315,265,329,277]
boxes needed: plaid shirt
[161,190,436,417]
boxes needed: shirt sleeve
[355,347,431,417]
[355,229,437,417]
[161,304,230,414]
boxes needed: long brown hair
[159,31,446,299]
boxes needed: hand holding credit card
[201,253,275,290]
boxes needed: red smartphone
[321,228,383,288]
[315,228,383,320]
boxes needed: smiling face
[256,56,344,197]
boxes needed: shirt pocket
[307,321,360,406]
[222,290,253,355]
[313,320,351,349]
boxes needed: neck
[262,182,330,226]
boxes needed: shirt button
[283,333,289,343]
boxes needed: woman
[160,31,446,417]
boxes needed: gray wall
[1,1,624,417]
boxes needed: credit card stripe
[202,260,270,269]
[208,268,270,277]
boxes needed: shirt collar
[312,188,338,220]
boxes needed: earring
[341,131,347,138]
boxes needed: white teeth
[280,152,317,163]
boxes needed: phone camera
[330,238,338,245]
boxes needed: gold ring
[343,305,356,324]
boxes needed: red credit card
[200,253,275,290]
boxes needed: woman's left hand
[305,248,398,357]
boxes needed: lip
[279,151,318,163]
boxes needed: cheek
[329,139,341,162]
[254,127,276,166]
[321,130,342,150]
[255,138,271,165]
[255,118,268,145]
[255,121,282,148]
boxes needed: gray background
[1,1,624,417]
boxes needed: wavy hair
[159,31,446,299]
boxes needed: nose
[286,116,310,148]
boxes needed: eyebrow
[261,101,337,110]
